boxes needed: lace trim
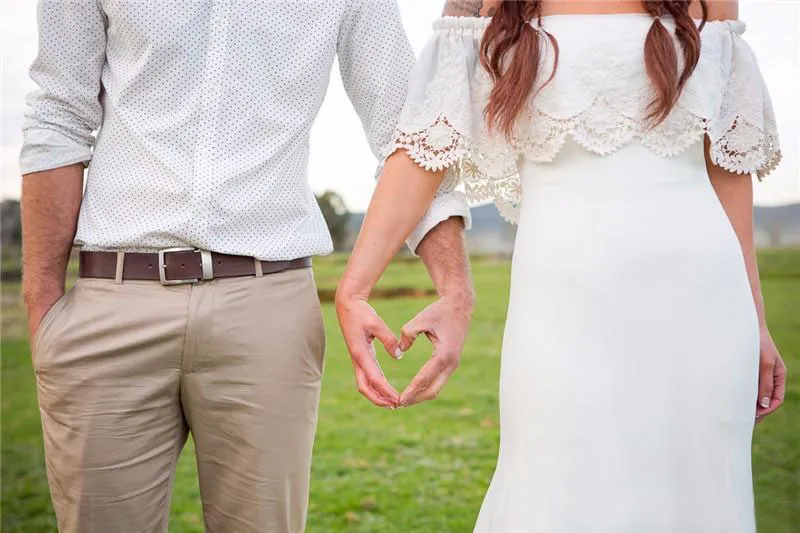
[709,118,782,180]
[391,117,521,223]
[393,115,470,172]
[391,108,781,223]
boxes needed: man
[20,1,473,531]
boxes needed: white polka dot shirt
[19,0,470,259]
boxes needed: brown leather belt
[79,250,311,285]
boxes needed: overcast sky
[2,0,798,211]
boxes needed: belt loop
[254,258,263,277]
[200,250,214,281]
[114,252,125,284]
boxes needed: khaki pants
[33,267,325,533]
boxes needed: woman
[335,0,787,530]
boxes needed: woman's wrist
[335,275,372,305]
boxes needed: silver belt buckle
[158,247,214,285]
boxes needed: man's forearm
[416,216,474,303]
[21,164,84,306]
[396,209,474,405]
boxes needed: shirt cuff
[406,190,472,255]
[19,128,92,175]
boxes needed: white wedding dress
[388,14,781,533]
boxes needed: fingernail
[394,348,403,360]
[760,396,770,409]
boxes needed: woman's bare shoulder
[689,0,738,21]
[441,0,502,18]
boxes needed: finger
[405,346,460,406]
[369,315,402,360]
[404,367,453,407]
[773,359,787,405]
[399,315,427,353]
[758,359,787,418]
[399,356,448,407]
[348,332,400,403]
[353,364,396,408]
[756,356,776,415]
[358,343,400,402]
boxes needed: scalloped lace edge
[385,112,782,224]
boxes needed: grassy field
[2,251,798,532]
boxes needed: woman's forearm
[337,150,445,300]
[707,164,766,329]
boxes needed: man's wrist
[23,283,65,309]
[439,284,476,310]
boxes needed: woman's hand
[756,328,787,422]
[335,294,401,409]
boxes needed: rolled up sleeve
[20,0,107,175]
[405,170,471,252]
[337,0,470,253]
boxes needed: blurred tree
[1,199,22,276]
[1,199,22,247]
[316,191,351,251]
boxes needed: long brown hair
[480,1,709,137]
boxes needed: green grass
[2,252,798,532]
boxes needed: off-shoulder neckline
[438,13,739,22]
[434,15,744,33]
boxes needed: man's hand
[335,295,402,408]
[398,290,474,407]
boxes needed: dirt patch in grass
[317,286,436,303]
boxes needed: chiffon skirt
[474,141,760,533]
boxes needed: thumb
[399,314,428,353]
[369,314,402,360]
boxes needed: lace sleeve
[707,22,781,180]
[385,17,522,223]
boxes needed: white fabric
[392,13,771,532]
[20,0,470,258]
[392,14,781,223]
[477,141,759,533]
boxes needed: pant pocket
[32,285,75,369]
[308,271,326,374]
